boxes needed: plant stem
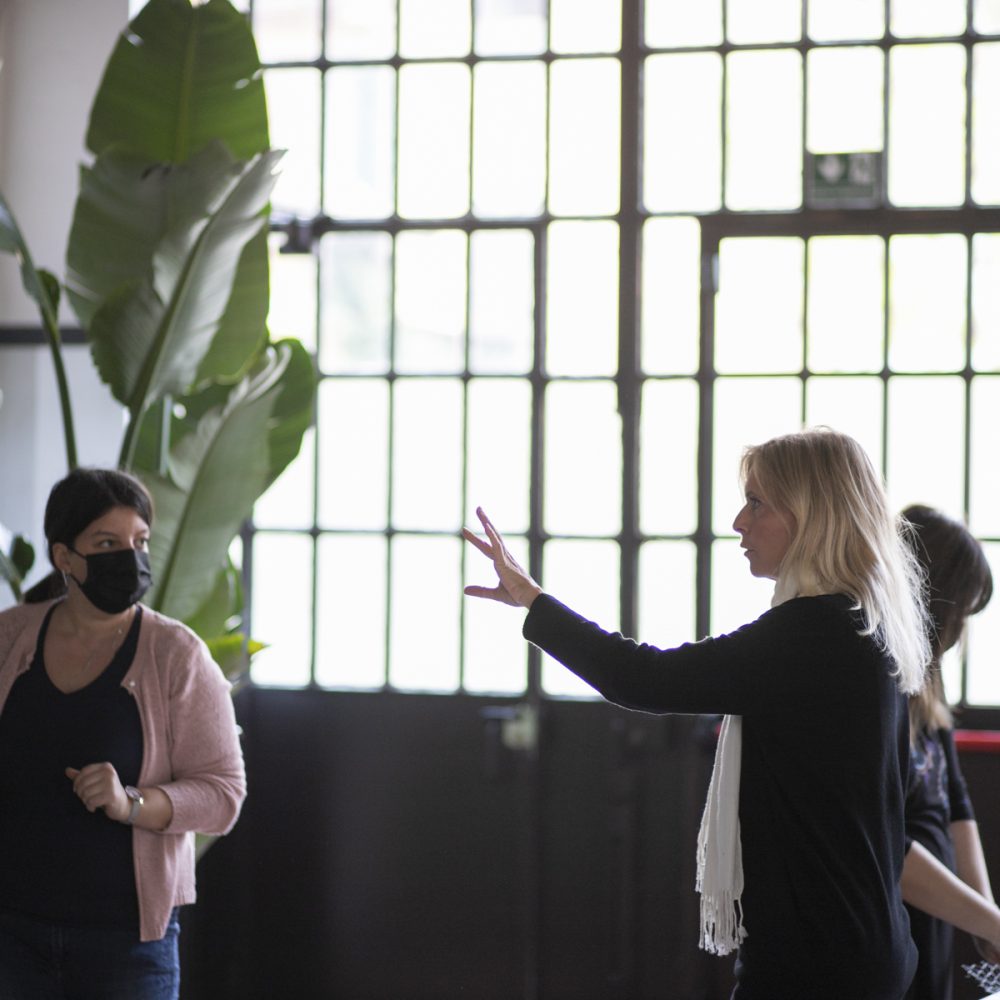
[118,404,141,470]
[39,307,78,471]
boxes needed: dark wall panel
[181,691,1000,1000]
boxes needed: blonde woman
[463,428,979,1000]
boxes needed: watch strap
[124,785,144,825]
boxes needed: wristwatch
[124,785,144,825]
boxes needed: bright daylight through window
[222,0,1000,706]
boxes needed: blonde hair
[741,428,930,695]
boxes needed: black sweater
[524,592,917,1000]
[903,726,975,1000]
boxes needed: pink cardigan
[0,599,247,941]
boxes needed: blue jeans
[0,907,180,1000]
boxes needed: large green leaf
[0,527,35,603]
[193,224,270,385]
[140,339,314,622]
[185,563,264,683]
[87,0,268,163]
[64,143,282,462]
[206,633,265,684]
[184,561,244,639]
[65,149,174,328]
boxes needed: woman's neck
[53,590,134,637]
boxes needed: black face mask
[68,548,153,615]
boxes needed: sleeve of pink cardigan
[158,636,247,837]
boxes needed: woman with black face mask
[0,468,246,1000]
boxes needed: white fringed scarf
[695,577,797,955]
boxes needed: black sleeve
[522,592,846,717]
[940,728,976,824]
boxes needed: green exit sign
[805,152,883,208]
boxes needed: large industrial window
[243,0,1000,706]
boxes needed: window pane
[638,541,696,649]
[473,61,546,218]
[640,379,698,536]
[395,230,466,374]
[326,0,396,60]
[319,231,392,375]
[716,237,803,374]
[888,234,967,373]
[250,532,313,686]
[975,0,1000,33]
[398,64,470,219]
[713,377,802,534]
[269,234,317,353]
[265,69,321,216]
[544,381,622,536]
[316,535,387,688]
[466,379,532,533]
[389,535,461,691]
[726,0,800,43]
[890,0,966,38]
[254,0,321,63]
[392,379,464,531]
[972,234,1000,371]
[805,377,885,473]
[541,539,619,696]
[966,543,1000,705]
[464,535,529,693]
[645,0,723,47]
[549,58,621,217]
[940,644,961,707]
[474,0,547,55]
[470,230,534,374]
[711,538,776,637]
[970,376,1000,535]
[255,426,315,530]
[400,0,471,57]
[807,235,884,373]
[972,43,1000,205]
[807,47,884,154]
[808,0,884,41]
[318,379,389,530]
[886,376,965,518]
[889,45,966,207]
[726,50,803,210]
[550,0,621,53]
[644,54,722,213]
[642,217,701,375]
[325,67,395,219]
[546,221,619,376]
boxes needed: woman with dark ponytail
[22,467,154,606]
[899,504,997,1000]
[0,468,246,1000]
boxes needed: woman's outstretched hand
[463,507,542,609]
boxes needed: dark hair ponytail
[902,503,993,735]
[23,468,154,605]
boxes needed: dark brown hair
[903,503,993,733]
[23,467,154,604]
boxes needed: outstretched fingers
[461,526,493,557]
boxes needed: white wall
[0,0,130,601]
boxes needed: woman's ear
[51,542,73,576]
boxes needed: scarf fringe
[697,887,747,956]
[694,582,794,957]
[695,713,746,957]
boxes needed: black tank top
[0,603,144,929]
